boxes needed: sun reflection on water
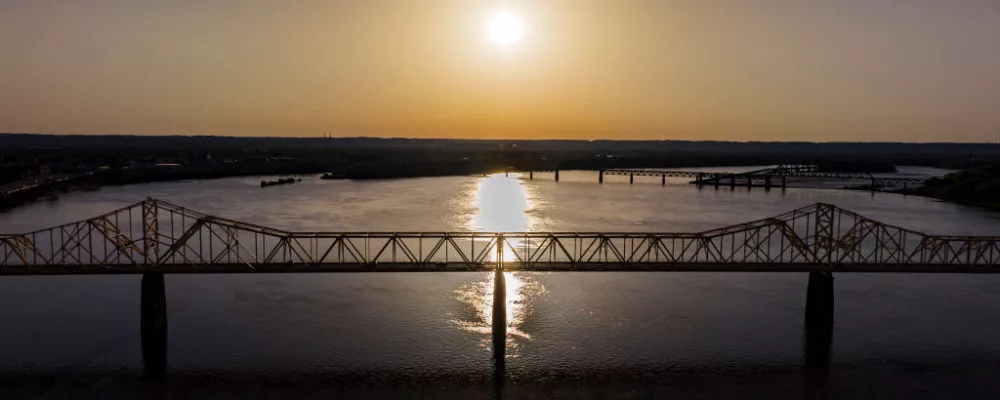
[453,271,542,341]
[452,173,545,352]
[472,173,532,262]
[471,173,533,232]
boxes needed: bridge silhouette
[1,198,996,274]
[2,198,997,378]
[521,162,926,188]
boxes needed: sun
[488,11,526,47]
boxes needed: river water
[3,168,1000,398]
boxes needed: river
[2,168,1000,398]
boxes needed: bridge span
[1,199,997,274]
[2,199,998,376]
[519,162,927,188]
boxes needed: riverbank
[13,133,974,211]
[896,167,1000,211]
[0,168,323,212]
[0,162,940,214]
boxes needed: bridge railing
[2,199,999,270]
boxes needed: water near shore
[2,168,1000,398]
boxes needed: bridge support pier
[730,176,736,189]
[714,174,720,189]
[598,170,604,184]
[554,170,560,182]
[141,272,168,378]
[630,174,634,184]
[804,272,834,370]
[765,175,772,190]
[782,176,787,190]
[661,175,665,186]
[492,267,507,398]
[529,171,533,180]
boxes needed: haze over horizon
[2,1,999,142]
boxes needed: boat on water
[260,177,297,187]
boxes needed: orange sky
[2,1,999,142]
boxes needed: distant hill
[2,133,997,184]
[2,133,997,156]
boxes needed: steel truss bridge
[2,198,996,377]
[600,162,926,186]
[2,198,998,275]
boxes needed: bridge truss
[2,199,999,274]
[602,162,925,186]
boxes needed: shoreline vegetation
[896,167,1000,211]
[2,134,998,212]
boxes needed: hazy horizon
[3,1,1000,142]
[6,132,1000,146]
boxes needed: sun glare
[488,11,526,47]
[471,173,536,262]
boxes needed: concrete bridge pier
[714,174,720,189]
[493,269,507,348]
[782,176,787,190]
[630,174,634,184]
[554,170,560,182]
[804,272,834,370]
[765,175,772,190]
[661,175,665,186]
[529,171,533,180]
[598,170,604,184]
[492,267,507,399]
[141,272,168,378]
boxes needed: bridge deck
[4,262,1000,275]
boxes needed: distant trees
[912,166,1000,209]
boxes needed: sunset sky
[2,1,999,142]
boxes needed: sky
[1,0,999,142]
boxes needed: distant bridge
[0,172,91,196]
[522,162,927,188]
[1,198,995,275]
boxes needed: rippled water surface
[3,169,1000,398]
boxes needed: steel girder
[2,199,999,272]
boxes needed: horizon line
[1,132,997,146]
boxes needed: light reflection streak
[453,173,545,351]
[453,271,540,341]
[471,173,533,262]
